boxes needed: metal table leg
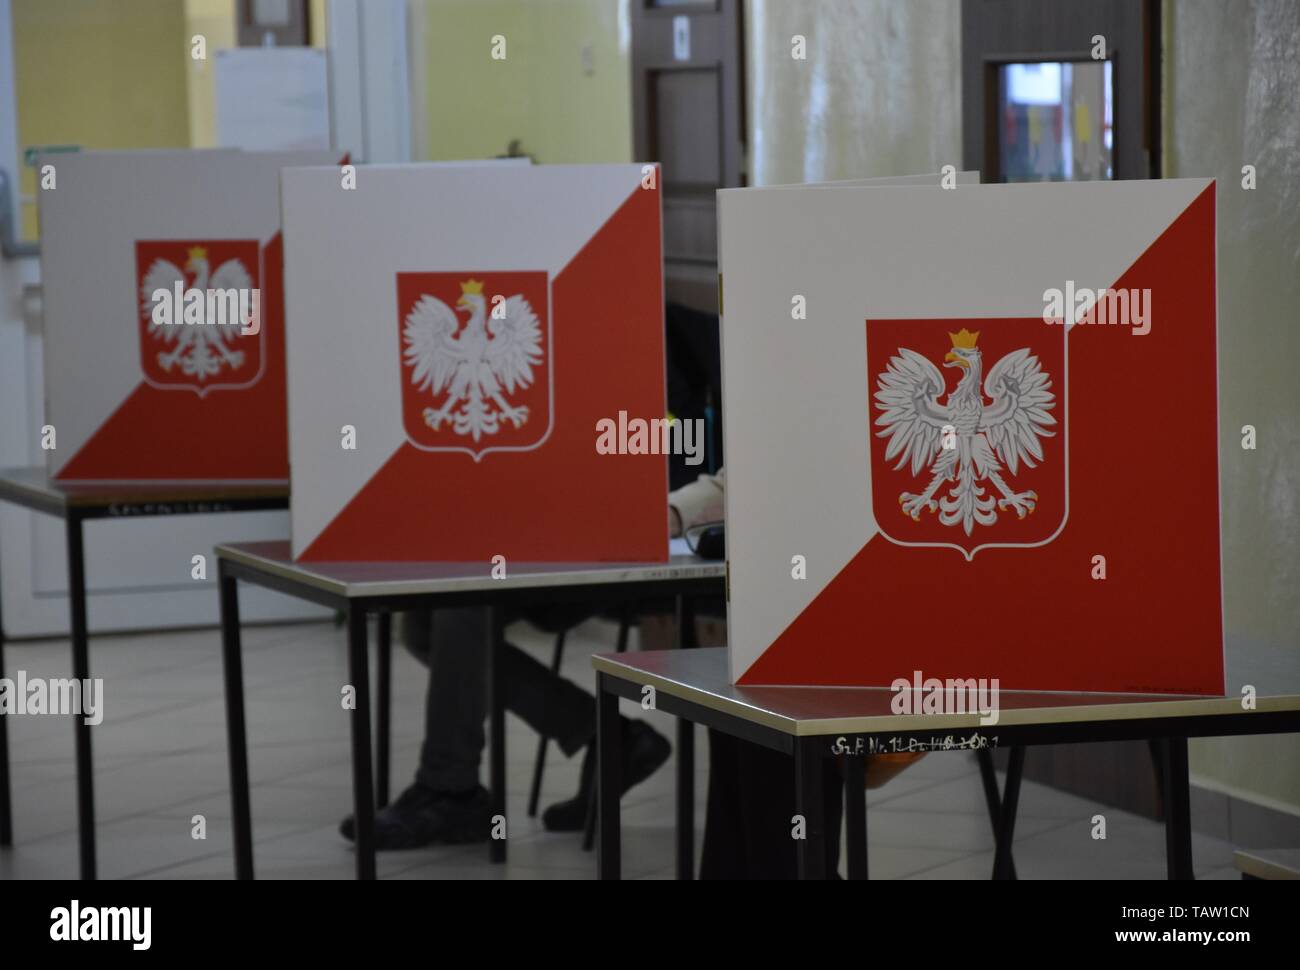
[675,719,694,880]
[977,747,1019,879]
[991,746,1025,880]
[844,756,867,880]
[487,607,506,863]
[376,612,392,809]
[346,606,376,879]
[675,594,696,879]
[794,736,827,879]
[582,613,630,850]
[219,563,254,880]
[596,672,622,879]
[66,513,95,880]
[1162,736,1194,880]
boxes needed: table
[1234,848,1300,880]
[0,466,289,880]
[215,539,725,880]
[592,647,1300,880]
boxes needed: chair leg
[583,767,598,851]
[616,610,631,653]
[527,629,567,817]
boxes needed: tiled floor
[1,616,1242,879]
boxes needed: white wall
[747,0,962,185]
[1164,0,1300,816]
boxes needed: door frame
[961,0,1160,181]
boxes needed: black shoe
[339,783,491,850]
[541,721,671,832]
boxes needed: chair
[526,607,633,817]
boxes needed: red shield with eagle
[135,239,263,396]
[396,271,551,460]
[867,318,1067,559]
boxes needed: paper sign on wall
[214,48,330,151]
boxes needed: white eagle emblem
[140,246,252,380]
[401,279,543,442]
[874,328,1056,535]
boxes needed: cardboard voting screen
[40,149,340,482]
[719,178,1222,694]
[281,163,668,563]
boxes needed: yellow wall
[310,0,328,47]
[412,0,631,164]
[184,0,236,148]
[13,0,192,236]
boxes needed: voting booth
[40,149,341,482]
[280,163,668,563]
[719,177,1221,695]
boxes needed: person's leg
[345,607,673,843]
[502,612,672,831]
[414,607,489,794]
[340,607,491,849]
[496,638,594,757]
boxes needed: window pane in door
[997,60,1113,182]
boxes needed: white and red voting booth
[40,149,341,482]
[280,163,668,563]
[719,178,1221,695]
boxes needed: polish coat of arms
[868,320,1067,559]
[135,239,263,396]
[396,271,551,459]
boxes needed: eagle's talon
[997,491,1037,519]
[899,491,938,520]
[423,406,448,430]
[499,404,529,429]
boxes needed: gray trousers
[404,606,601,793]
